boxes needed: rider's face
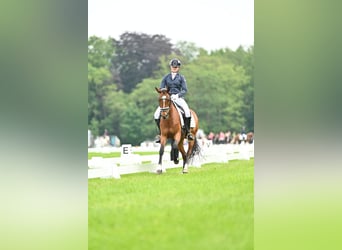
[170,66,179,73]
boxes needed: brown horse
[155,87,201,174]
[232,132,254,144]
[246,132,254,144]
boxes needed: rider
[154,58,194,143]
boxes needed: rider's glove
[171,94,179,101]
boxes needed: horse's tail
[188,137,203,164]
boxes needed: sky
[88,0,254,52]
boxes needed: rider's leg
[172,98,194,141]
[154,107,161,143]
[184,116,194,141]
[178,99,194,141]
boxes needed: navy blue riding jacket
[160,73,188,98]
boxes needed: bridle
[159,94,171,119]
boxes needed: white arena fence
[88,142,254,179]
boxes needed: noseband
[159,95,171,119]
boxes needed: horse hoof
[156,169,162,174]
[182,171,188,174]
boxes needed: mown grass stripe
[89,159,254,250]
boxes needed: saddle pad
[173,102,195,128]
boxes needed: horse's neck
[165,103,180,125]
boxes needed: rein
[159,95,171,119]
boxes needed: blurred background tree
[88,32,254,145]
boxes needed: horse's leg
[157,137,167,174]
[178,141,188,173]
[170,140,175,160]
[185,140,195,170]
[174,148,179,164]
[170,139,179,164]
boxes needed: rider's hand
[171,94,178,101]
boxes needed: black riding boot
[155,119,161,143]
[185,117,194,141]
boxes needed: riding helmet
[169,58,181,67]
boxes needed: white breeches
[154,98,191,119]
[239,134,247,140]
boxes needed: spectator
[218,131,225,144]
[225,130,232,143]
[103,129,110,146]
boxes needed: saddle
[172,101,195,128]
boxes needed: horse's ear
[155,87,160,93]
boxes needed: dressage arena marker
[88,143,254,179]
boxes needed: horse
[246,132,254,144]
[155,87,201,174]
[231,132,254,144]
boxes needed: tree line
[88,32,254,146]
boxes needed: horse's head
[155,87,171,119]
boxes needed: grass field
[88,159,254,250]
[88,151,158,159]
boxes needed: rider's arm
[178,75,188,98]
[160,75,168,89]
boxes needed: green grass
[88,159,254,250]
[88,152,121,159]
[88,151,158,159]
